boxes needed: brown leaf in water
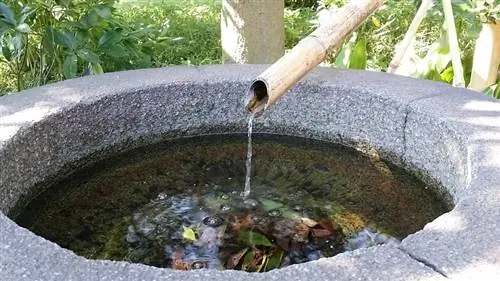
[311,228,333,238]
[293,222,310,242]
[242,249,266,272]
[172,259,190,271]
[230,214,253,231]
[171,250,190,270]
[300,217,318,228]
[226,248,248,269]
[318,218,341,233]
[276,237,291,251]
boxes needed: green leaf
[467,21,482,39]
[77,48,99,64]
[15,23,31,33]
[2,44,11,61]
[58,0,71,8]
[102,44,127,57]
[90,62,104,75]
[0,22,10,36]
[94,5,112,19]
[99,30,123,47]
[0,2,16,26]
[348,37,367,70]
[494,83,500,99]
[182,226,197,241]
[81,11,99,28]
[42,26,55,56]
[54,30,77,50]
[280,208,301,220]
[19,6,36,24]
[440,66,454,83]
[426,68,444,82]
[12,33,25,56]
[265,250,283,271]
[241,250,256,272]
[63,54,77,79]
[258,198,284,211]
[238,230,273,247]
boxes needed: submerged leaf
[242,249,266,272]
[238,230,273,247]
[318,218,341,233]
[241,250,255,271]
[265,249,283,271]
[258,198,284,211]
[293,222,310,242]
[311,228,332,238]
[301,217,318,228]
[182,226,197,241]
[226,248,248,269]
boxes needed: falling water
[242,114,254,198]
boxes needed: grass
[89,0,479,71]
[117,0,222,66]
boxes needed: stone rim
[1,65,499,281]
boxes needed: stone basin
[1,65,500,281]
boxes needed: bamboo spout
[245,0,383,114]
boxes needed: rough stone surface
[1,65,500,280]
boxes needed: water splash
[242,114,254,198]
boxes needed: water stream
[242,114,254,198]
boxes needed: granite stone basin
[1,65,499,281]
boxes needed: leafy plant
[0,0,164,94]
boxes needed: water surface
[15,134,451,270]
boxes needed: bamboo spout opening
[245,79,269,115]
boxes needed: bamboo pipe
[245,0,384,115]
[468,20,500,92]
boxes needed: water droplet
[243,199,258,209]
[191,261,207,269]
[203,215,224,227]
[156,193,168,200]
[268,209,282,217]
[220,204,231,212]
[251,215,264,224]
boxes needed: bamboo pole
[442,0,465,88]
[468,20,500,92]
[387,0,432,74]
[245,0,384,114]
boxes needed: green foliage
[118,0,221,66]
[285,0,318,9]
[1,0,498,98]
[238,230,273,247]
[348,37,367,70]
[284,7,315,49]
[0,0,164,94]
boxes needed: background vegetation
[0,0,498,97]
